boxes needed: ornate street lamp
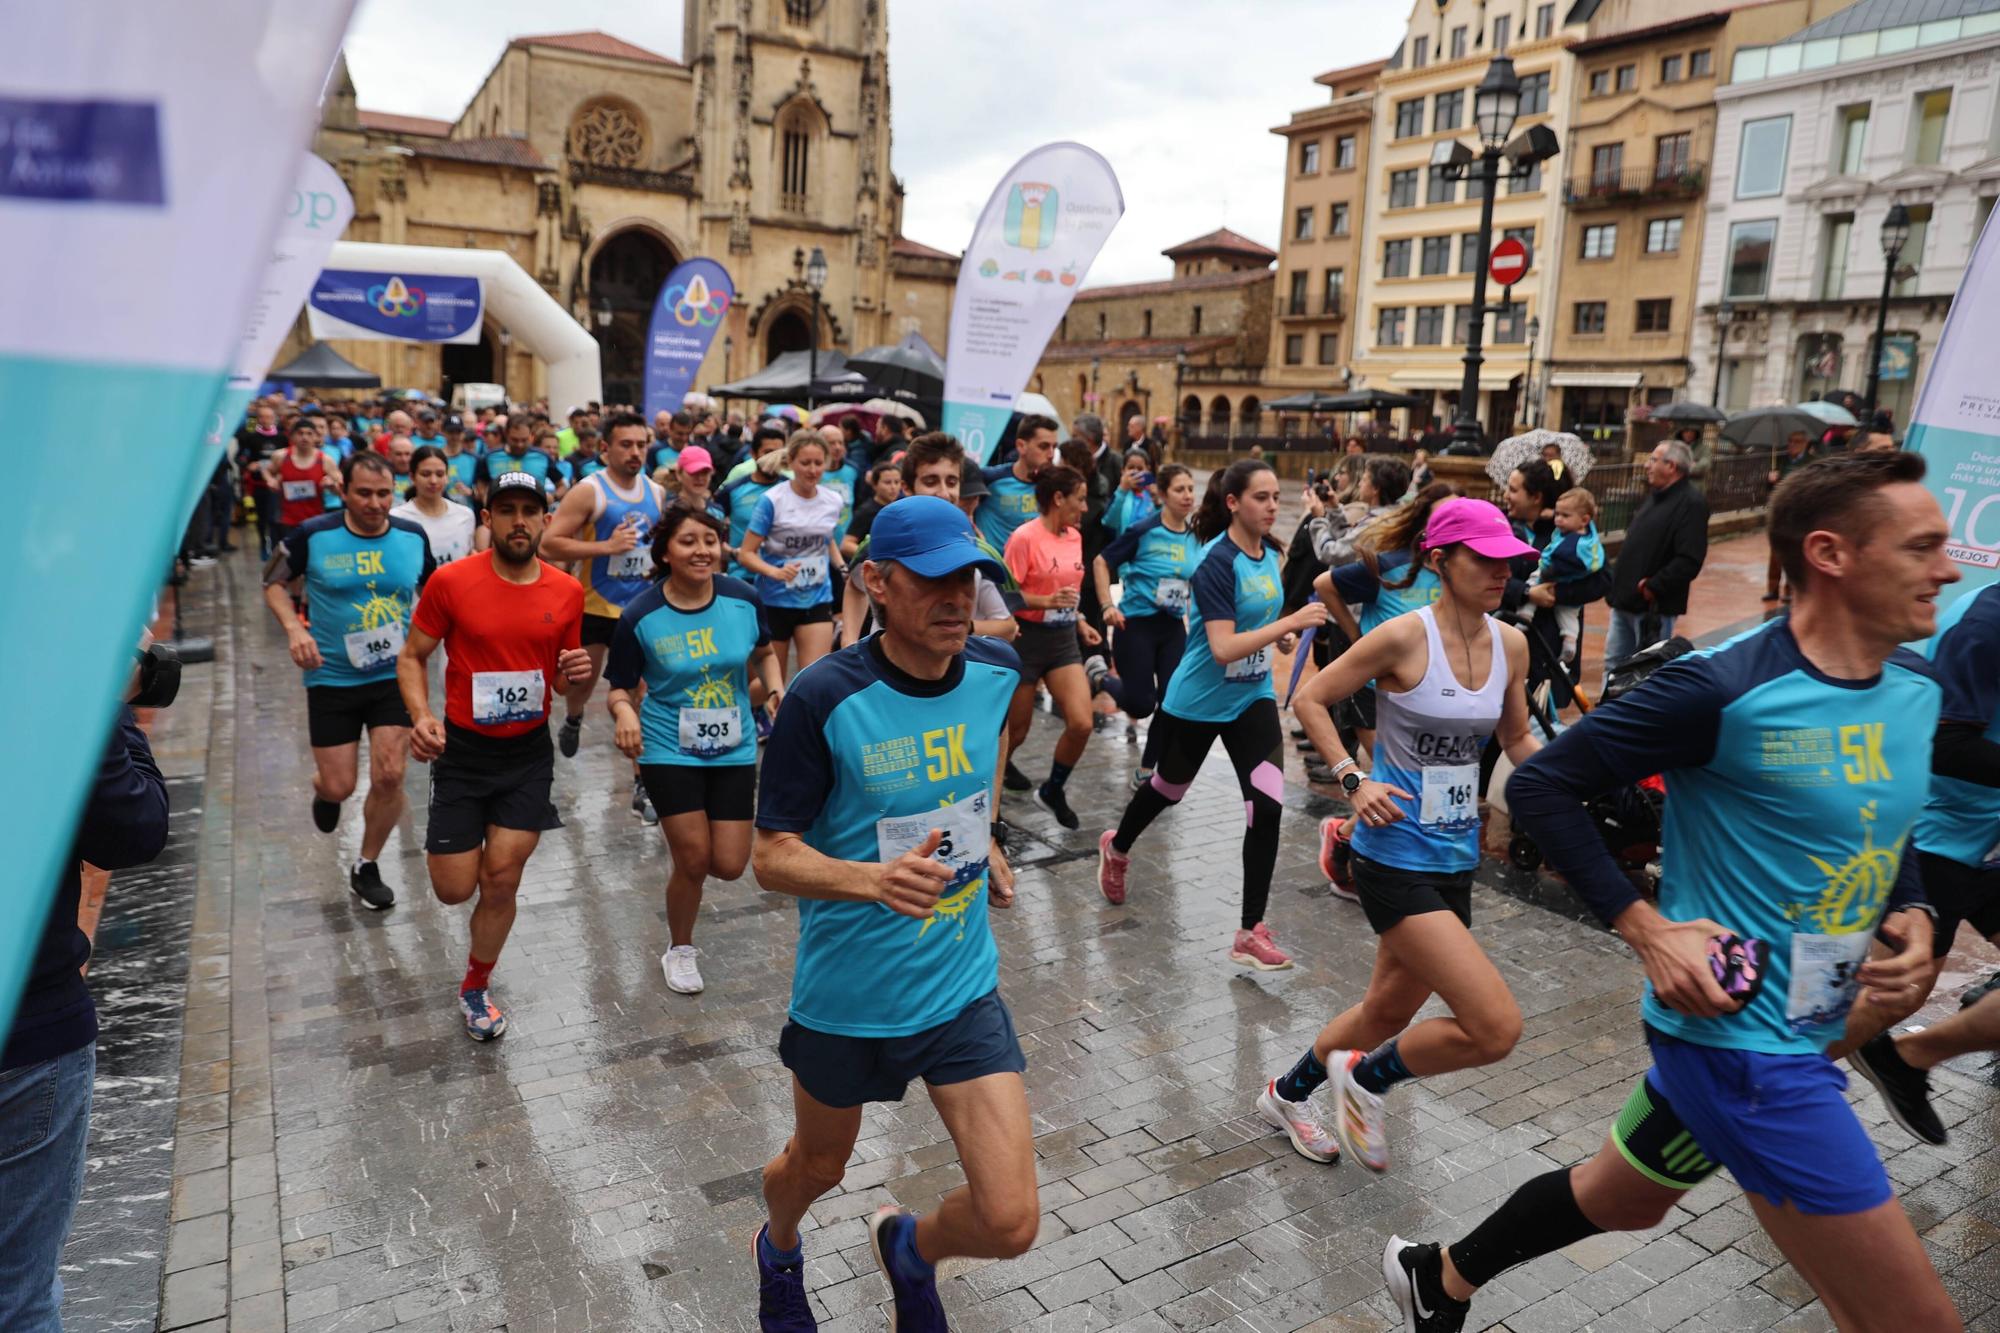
[1864,204,1911,423]
[1710,301,1734,407]
[805,245,828,409]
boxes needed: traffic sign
[1489,236,1531,287]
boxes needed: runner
[671,445,726,522]
[262,452,434,909]
[485,417,552,491]
[441,418,482,508]
[974,414,1058,553]
[605,507,783,995]
[392,446,480,566]
[740,429,846,685]
[1093,464,1199,789]
[540,412,666,778]
[1383,454,1960,1333]
[397,471,589,1041]
[1257,498,1540,1172]
[750,495,1036,1330]
[1002,463,1106,830]
[842,459,904,560]
[1094,459,1328,967]
[263,417,341,550]
[717,426,789,575]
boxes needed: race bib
[678,705,742,758]
[471,669,544,726]
[342,621,404,672]
[1155,578,1190,615]
[1419,763,1479,828]
[282,479,316,501]
[875,789,992,896]
[611,546,653,580]
[1786,932,1874,1030]
[790,554,828,588]
[1044,603,1078,626]
[1224,645,1270,682]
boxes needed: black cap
[444,414,464,433]
[488,471,549,509]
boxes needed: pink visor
[1420,497,1539,559]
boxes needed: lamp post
[1524,314,1541,428]
[804,245,828,410]
[1174,349,1188,449]
[1864,204,1911,425]
[1709,301,1734,407]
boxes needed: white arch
[327,240,602,410]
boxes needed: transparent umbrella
[1486,429,1591,488]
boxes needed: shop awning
[1387,369,1517,391]
[1549,370,1645,388]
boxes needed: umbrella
[1649,401,1727,424]
[765,404,803,423]
[1794,400,1858,427]
[1322,388,1428,411]
[1266,389,1349,412]
[863,397,925,426]
[1721,407,1825,449]
[845,338,945,398]
[268,341,381,388]
[1486,429,1591,487]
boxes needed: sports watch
[1340,770,1365,797]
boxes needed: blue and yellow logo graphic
[1003,181,1058,251]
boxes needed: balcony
[1563,164,1707,210]
[1280,294,1345,321]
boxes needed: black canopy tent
[711,349,865,403]
[268,341,381,388]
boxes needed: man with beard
[397,472,589,1041]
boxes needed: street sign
[1489,236,1530,287]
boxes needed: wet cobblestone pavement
[86,545,2000,1332]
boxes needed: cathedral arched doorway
[764,309,812,364]
[588,228,676,408]
[440,326,497,404]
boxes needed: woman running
[392,446,481,566]
[1257,498,1541,1172]
[1003,463,1103,831]
[605,506,782,995]
[1094,459,1328,969]
[739,429,845,684]
[1092,463,1198,790]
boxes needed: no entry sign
[1489,236,1530,287]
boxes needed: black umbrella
[1266,390,1351,412]
[269,341,381,388]
[846,339,944,398]
[1649,401,1727,424]
[1322,388,1427,411]
[1721,406,1824,449]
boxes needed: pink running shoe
[1318,816,1359,902]
[1231,922,1293,970]
[1097,830,1129,905]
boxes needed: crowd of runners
[179,389,1998,1332]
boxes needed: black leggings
[1111,697,1284,929]
[1110,612,1186,770]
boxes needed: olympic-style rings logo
[667,274,730,328]
[365,276,426,318]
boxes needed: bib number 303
[678,706,742,758]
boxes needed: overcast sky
[342,0,1409,286]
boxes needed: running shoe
[1230,924,1294,971]
[1963,969,2000,1009]
[312,796,341,834]
[753,1224,817,1333]
[756,707,775,744]
[1034,782,1079,830]
[1083,655,1111,695]
[348,861,394,911]
[867,1206,946,1332]
[1131,766,1152,791]
[631,773,647,813]
[459,988,507,1041]
[1328,1049,1390,1171]
[663,945,704,994]
[1097,830,1128,905]
[990,819,1013,853]
[1850,1033,1946,1146]
[1003,760,1032,792]
[1255,1079,1339,1163]
[558,715,583,758]
[1318,817,1359,903]
[1383,1236,1470,1333]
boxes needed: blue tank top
[580,472,661,618]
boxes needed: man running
[751,495,1035,1331]
[540,413,666,773]
[263,452,434,909]
[974,414,1058,554]
[1383,453,1961,1332]
[398,471,588,1040]
[263,417,341,550]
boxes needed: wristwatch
[1341,770,1365,797]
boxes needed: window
[1635,299,1672,333]
[1288,271,1309,314]
[1835,105,1869,174]
[1591,143,1624,189]
[1451,26,1468,59]
[781,124,812,209]
[1655,131,1691,180]
[1819,214,1852,299]
[1285,334,1305,365]
[1979,196,1997,239]
[1389,168,1418,208]
[1520,72,1550,115]
[1420,235,1452,274]
[1510,158,1542,193]
[1434,90,1463,133]
[1414,305,1446,345]
[1895,204,1932,296]
[1582,223,1617,258]
[1492,301,1526,343]
[1376,306,1406,346]
[1395,99,1425,139]
[1142,309,1153,336]
[1615,63,1636,92]
[1330,202,1350,235]
[1318,332,1340,364]
[1645,217,1683,253]
[1428,166,1457,204]
[1453,304,1475,343]
[1097,311,1106,337]
[1735,116,1791,199]
[1192,305,1203,334]
[1383,239,1411,278]
[1535,4,1555,39]
[1690,48,1712,77]
[1465,170,1487,200]
[1459,232,1481,272]
[1503,225,1536,251]
[1589,69,1610,97]
[1322,268,1344,313]
[1299,140,1320,175]
[1336,135,1356,169]
[1412,35,1430,68]
[1660,54,1683,83]
[1294,206,1314,240]
[1914,90,1951,165]
[1574,302,1607,334]
[1494,15,1512,51]
[1726,219,1777,298]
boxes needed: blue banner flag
[308,268,484,343]
[644,258,734,420]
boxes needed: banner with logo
[0,1,356,1045]
[942,143,1124,463]
[644,257,734,419]
[308,268,484,343]
[1904,207,2000,608]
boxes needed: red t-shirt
[411,551,584,738]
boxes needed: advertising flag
[942,143,1124,463]
[0,0,357,1044]
[308,269,485,343]
[644,257,735,419]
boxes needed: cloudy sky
[342,0,1410,286]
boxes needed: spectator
[1605,439,1708,675]
[1409,448,1433,491]
[1673,425,1713,478]
[1764,429,1819,603]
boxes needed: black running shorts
[780,989,1026,1108]
[307,679,411,748]
[1353,853,1474,934]
[581,611,622,647]
[1919,850,2000,958]
[424,724,561,853]
[640,763,756,822]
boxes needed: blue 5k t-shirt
[603,577,769,766]
[974,465,1039,553]
[757,635,1022,1037]
[1914,584,2000,867]
[1332,549,1443,635]
[273,512,434,688]
[1162,533,1284,723]
[1098,513,1198,620]
[486,450,550,486]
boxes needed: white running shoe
[663,945,704,994]
[1255,1079,1340,1163]
[1329,1049,1390,1172]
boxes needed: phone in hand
[1707,934,1768,1010]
